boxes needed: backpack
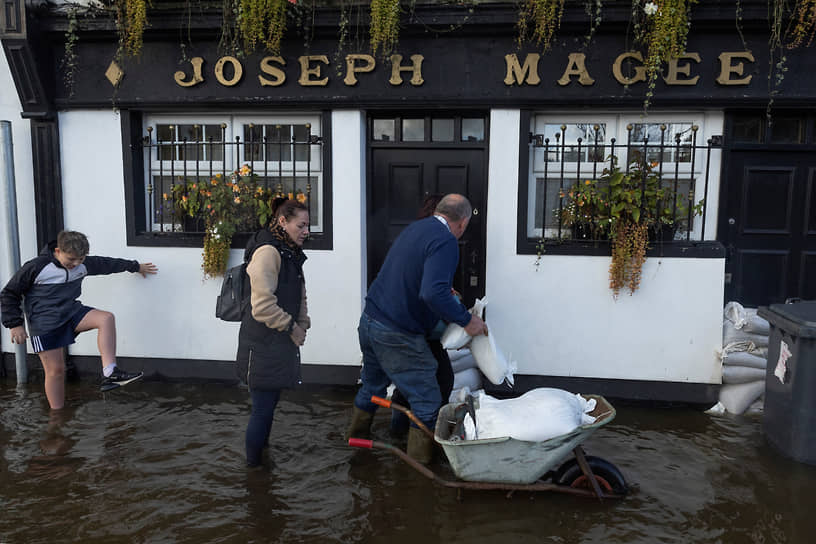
[215,262,248,322]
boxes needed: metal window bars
[142,122,322,234]
[531,123,721,243]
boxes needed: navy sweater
[365,216,471,335]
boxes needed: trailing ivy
[787,0,816,48]
[370,0,400,56]
[238,0,289,56]
[115,0,150,59]
[632,0,697,110]
[62,5,80,97]
[517,0,566,52]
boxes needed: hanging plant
[62,5,80,96]
[631,0,697,109]
[370,0,401,56]
[787,0,816,48]
[115,0,150,58]
[238,0,294,56]
[517,0,566,52]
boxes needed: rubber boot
[390,411,410,438]
[344,406,374,441]
[407,426,435,464]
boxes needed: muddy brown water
[2,379,816,544]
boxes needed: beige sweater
[246,244,310,332]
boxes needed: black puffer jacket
[235,228,306,391]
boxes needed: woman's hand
[9,325,27,344]
[290,323,307,346]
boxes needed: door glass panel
[373,119,395,141]
[732,114,763,143]
[402,119,424,142]
[432,119,454,142]
[769,117,804,143]
[462,118,485,142]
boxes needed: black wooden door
[721,150,816,306]
[367,147,487,307]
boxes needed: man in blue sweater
[345,194,488,463]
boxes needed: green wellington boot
[344,406,375,441]
[407,426,435,464]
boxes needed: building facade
[2,0,815,402]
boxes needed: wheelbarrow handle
[348,438,374,449]
[371,396,391,408]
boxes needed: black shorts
[30,306,94,353]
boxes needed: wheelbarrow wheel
[554,456,628,495]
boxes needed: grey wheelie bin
[758,301,816,465]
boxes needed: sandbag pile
[447,348,482,402]
[462,388,597,442]
[715,301,770,415]
[441,297,517,387]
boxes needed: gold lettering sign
[557,53,595,86]
[298,55,329,86]
[344,54,376,86]
[612,51,647,85]
[174,57,204,87]
[504,53,540,86]
[214,56,243,86]
[259,56,286,87]
[389,54,424,85]
[717,52,755,85]
[664,53,701,85]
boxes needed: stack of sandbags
[716,301,770,415]
[448,348,482,402]
[440,297,517,387]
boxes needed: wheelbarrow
[348,394,627,500]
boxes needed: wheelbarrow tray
[434,394,616,485]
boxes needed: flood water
[2,379,816,544]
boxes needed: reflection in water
[2,381,816,543]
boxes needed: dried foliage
[517,0,567,52]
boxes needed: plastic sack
[470,329,516,386]
[466,388,597,442]
[452,367,482,393]
[724,301,771,335]
[450,350,477,374]
[723,351,767,369]
[723,365,766,384]
[447,348,472,362]
[718,380,765,415]
[440,297,488,350]
[723,322,769,348]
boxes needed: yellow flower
[162,193,168,200]
[234,197,241,204]
[182,195,188,202]
[297,193,307,204]
[585,180,591,185]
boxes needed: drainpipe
[0,121,28,384]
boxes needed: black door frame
[365,111,490,306]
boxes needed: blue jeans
[246,389,281,467]
[353,313,441,429]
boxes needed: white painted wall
[59,109,366,367]
[484,110,724,383]
[0,50,38,352]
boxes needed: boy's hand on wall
[138,263,158,277]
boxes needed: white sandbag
[447,348,472,362]
[723,351,767,369]
[467,388,597,442]
[723,322,769,347]
[470,329,516,386]
[723,365,766,384]
[440,297,488,350]
[449,386,480,404]
[450,351,477,374]
[724,301,771,335]
[718,380,765,415]
[452,367,482,393]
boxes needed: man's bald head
[435,194,472,222]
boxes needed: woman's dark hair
[274,199,309,223]
[418,194,444,219]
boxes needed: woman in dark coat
[236,199,311,467]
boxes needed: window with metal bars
[140,114,324,239]
[524,113,719,250]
